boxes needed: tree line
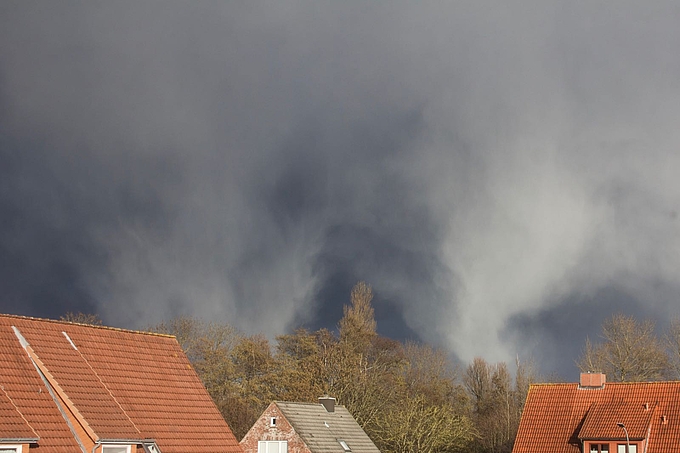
[61,287,680,453]
[145,282,534,453]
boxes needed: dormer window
[578,401,650,453]
[586,441,639,453]
[590,443,609,453]
[102,445,131,453]
[617,445,637,453]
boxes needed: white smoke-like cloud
[1,1,679,376]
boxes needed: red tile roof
[579,402,656,440]
[0,322,81,452]
[0,385,38,441]
[0,314,242,453]
[513,381,680,453]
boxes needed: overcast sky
[1,1,679,379]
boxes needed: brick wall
[579,373,606,388]
[240,403,311,453]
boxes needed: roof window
[338,440,351,452]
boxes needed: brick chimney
[319,396,336,412]
[579,372,606,388]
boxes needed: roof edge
[530,380,680,387]
[97,439,156,444]
[0,314,175,338]
[274,400,346,408]
[0,438,39,443]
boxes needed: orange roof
[0,386,38,441]
[513,381,680,453]
[579,402,656,440]
[0,314,242,453]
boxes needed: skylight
[338,440,351,452]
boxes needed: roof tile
[275,401,380,453]
[513,381,680,453]
[0,314,242,453]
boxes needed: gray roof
[275,401,380,453]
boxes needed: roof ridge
[531,380,680,388]
[0,313,175,338]
[275,400,346,407]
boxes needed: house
[0,314,242,453]
[240,397,380,453]
[513,373,680,453]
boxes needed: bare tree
[464,357,493,414]
[513,356,537,420]
[577,314,669,382]
[60,312,103,325]
[665,317,680,379]
[463,357,535,453]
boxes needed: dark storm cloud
[505,285,680,379]
[1,1,680,376]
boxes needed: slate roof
[275,401,380,453]
[513,381,680,453]
[0,314,242,453]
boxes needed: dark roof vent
[319,396,336,413]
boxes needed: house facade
[0,314,242,453]
[240,397,380,453]
[513,373,680,453]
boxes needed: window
[590,444,609,453]
[258,441,287,453]
[0,445,21,453]
[142,442,161,453]
[618,445,637,453]
[102,445,131,453]
[270,417,277,427]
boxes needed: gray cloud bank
[1,1,679,377]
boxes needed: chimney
[579,372,606,388]
[319,396,336,413]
